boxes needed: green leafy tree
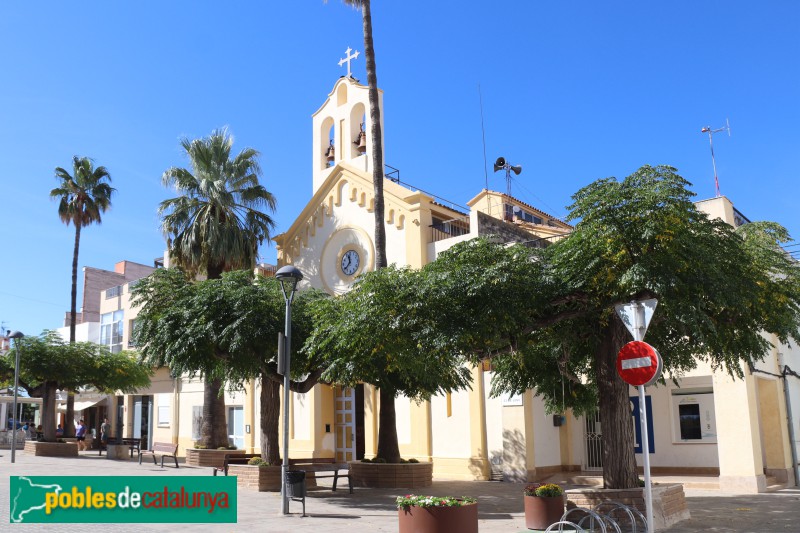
[131,269,326,463]
[0,331,151,442]
[420,165,800,488]
[305,265,473,462]
[50,156,115,434]
[158,128,276,448]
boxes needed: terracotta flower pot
[398,502,478,533]
[524,494,564,530]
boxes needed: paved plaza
[1,451,799,532]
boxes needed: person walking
[75,419,87,451]
[100,418,111,447]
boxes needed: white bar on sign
[621,357,652,370]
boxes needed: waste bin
[285,470,306,515]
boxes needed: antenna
[478,84,489,191]
[493,157,522,197]
[700,119,731,197]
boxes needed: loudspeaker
[493,156,506,172]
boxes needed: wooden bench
[99,437,142,459]
[214,455,352,493]
[212,453,261,476]
[139,442,179,468]
[290,457,352,493]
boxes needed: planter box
[524,495,565,530]
[566,483,690,531]
[350,461,433,489]
[23,441,78,457]
[227,464,319,492]
[398,503,478,533]
[185,448,235,468]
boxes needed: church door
[335,387,356,462]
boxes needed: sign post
[615,299,660,533]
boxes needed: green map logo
[10,476,237,523]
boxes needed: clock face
[340,249,360,276]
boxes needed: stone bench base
[23,441,78,457]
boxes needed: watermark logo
[10,476,236,523]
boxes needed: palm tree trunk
[65,224,82,437]
[376,387,401,462]
[260,376,281,465]
[360,0,387,270]
[597,317,639,489]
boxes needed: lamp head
[275,265,304,299]
[8,331,23,340]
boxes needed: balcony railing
[430,218,470,243]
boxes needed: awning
[56,398,107,412]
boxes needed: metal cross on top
[338,47,360,77]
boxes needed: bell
[354,132,367,154]
[325,140,335,163]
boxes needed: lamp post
[8,331,24,463]
[275,265,303,515]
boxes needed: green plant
[396,495,477,510]
[524,483,563,497]
[194,444,208,449]
[248,457,268,467]
[408,458,420,463]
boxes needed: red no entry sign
[617,341,662,386]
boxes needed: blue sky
[1,2,798,336]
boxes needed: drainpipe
[778,353,800,487]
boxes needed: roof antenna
[478,84,489,191]
[700,118,731,197]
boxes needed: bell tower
[311,59,384,194]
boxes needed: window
[670,390,716,443]
[678,404,701,440]
[507,204,543,225]
[128,319,138,347]
[157,394,171,427]
[105,285,122,299]
[100,310,124,353]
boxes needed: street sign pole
[632,302,654,533]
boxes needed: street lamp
[275,265,303,515]
[8,331,24,464]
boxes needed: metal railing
[430,218,470,243]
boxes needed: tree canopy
[439,165,800,487]
[307,164,800,484]
[131,268,327,462]
[0,331,151,442]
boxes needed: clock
[340,249,360,276]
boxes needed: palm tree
[50,156,115,435]
[159,127,276,448]
[329,0,399,463]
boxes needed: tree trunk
[360,0,387,270]
[596,316,639,489]
[65,223,81,437]
[41,381,58,442]
[376,387,401,462]
[259,375,281,465]
[70,224,81,343]
[200,376,228,448]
